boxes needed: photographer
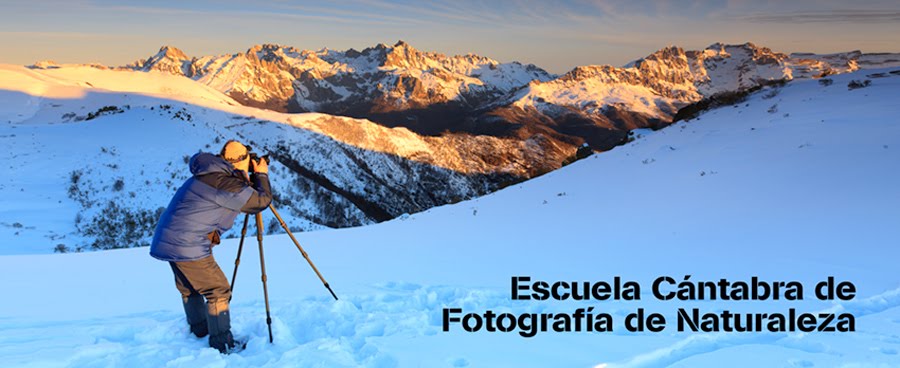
[149,140,271,354]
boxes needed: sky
[1,0,898,74]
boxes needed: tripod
[229,205,338,343]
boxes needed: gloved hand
[251,157,268,174]
[207,230,221,247]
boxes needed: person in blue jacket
[150,140,272,353]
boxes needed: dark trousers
[169,255,232,338]
[169,255,231,303]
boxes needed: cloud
[0,31,136,40]
[353,0,525,26]
[102,4,408,27]
[739,10,900,23]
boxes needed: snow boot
[207,299,239,354]
[209,331,238,354]
[182,294,208,338]
[211,334,248,354]
[232,337,248,353]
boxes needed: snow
[692,44,791,96]
[1,67,899,366]
[516,77,678,118]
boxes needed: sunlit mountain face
[121,41,900,151]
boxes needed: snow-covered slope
[0,64,569,254]
[1,67,898,367]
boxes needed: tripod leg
[268,205,338,300]
[255,212,274,344]
[229,213,250,301]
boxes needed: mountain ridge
[90,41,899,149]
[33,41,899,145]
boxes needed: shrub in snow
[847,80,872,90]
[85,106,125,121]
[68,170,93,208]
[761,87,780,100]
[266,220,281,235]
[81,201,162,250]
[113,179,125,192]
[818,78,834,87]
[561,145,594,166]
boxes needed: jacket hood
[189,152,234,176]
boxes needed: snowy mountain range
[113,41,900,149]
[8,41,899,253]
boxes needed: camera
[249,152,270,165]
[244,145,270,167]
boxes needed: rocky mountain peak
[702,42,786,60]
[345,48,362,58]
[647,45,686,60]
[706,42,728,53]
[624,45,694,86]
[626,45,688,69]
[559,65,620,82]
[382,40,432,69]
[247,43,294,63]
[128,45,193,76]
[156,45,188,60]
[247,43,291,54]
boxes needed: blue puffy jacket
[150,152,272,262]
